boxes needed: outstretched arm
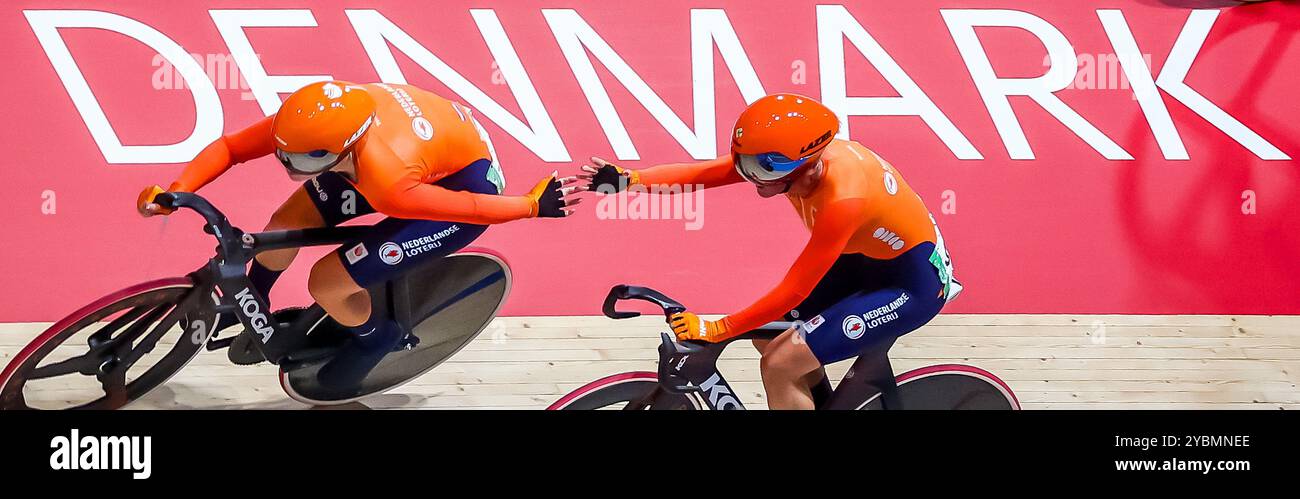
[581,155,746,193]
[169,116,276,192]
[633,154,745,189]
[367,174,539,225]
[357,140,573,225]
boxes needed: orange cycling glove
[669,311,731,342]
[136,185,173,216]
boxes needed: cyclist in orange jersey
[580,94,960,409]
[137,81,579,389]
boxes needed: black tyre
[548,372,698,410]
[857,364,1020,410]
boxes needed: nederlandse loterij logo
[379,242,404,265]
[842,315,866,339]
[49,429,151,479]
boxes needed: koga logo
[699,372,741,410]
[799,129,834,155]
[49,429,151,480]
[234,287,274,342]
[873,227,906,251]
[411,117,434,141]
[379,242,404,265]
[842,315,866,339]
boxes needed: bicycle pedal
[227,330,267,365]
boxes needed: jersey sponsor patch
[803,314,825,333]
[842,315,866,339]
[883,171,898,195]
[873,227,906,251]
[345,243,368,265]
[378,242,404,265]
[411,117,433,141]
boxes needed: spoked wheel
[547,372,699,410]
[0,278,209,410]
[858,364,1020,410]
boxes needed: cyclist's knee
[268,190,325,231]
[759,338,819,380]
[308,254,357,302]
[257,192,326,269]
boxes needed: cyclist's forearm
[720,249,835,336]
[169,137,236,192]
[634,155,743,189]
[719,286,810,338]
[719,201,862,335]
[374,186,534,225]
[169,116,275,192]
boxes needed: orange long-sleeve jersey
[634,140,951,337]
[167,83,534,225]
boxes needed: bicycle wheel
[0,278,207,410]
[548,372,699,410]
[280,250,512,405]
[857,364,1020,410]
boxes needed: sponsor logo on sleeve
[345,243,368,265]
[804,314,825,333]
[411,117,433,141]
[873,227,906,251]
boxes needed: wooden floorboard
[2,315,1296,410]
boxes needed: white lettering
[346,9,570,161]
[24,10,222,163]
[817,5,981,159]
[209,9,333,115]
[943,9,1131,160]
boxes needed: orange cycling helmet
[272,81,376,175]
[731,93,840,185]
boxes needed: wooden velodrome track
[1,314,1297,409]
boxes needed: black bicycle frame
[603,285,904,410]
[157,192,372,361]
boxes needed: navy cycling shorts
[304,159,496,289]
[787,243,947,365]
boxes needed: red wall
[2,0,1297,321]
